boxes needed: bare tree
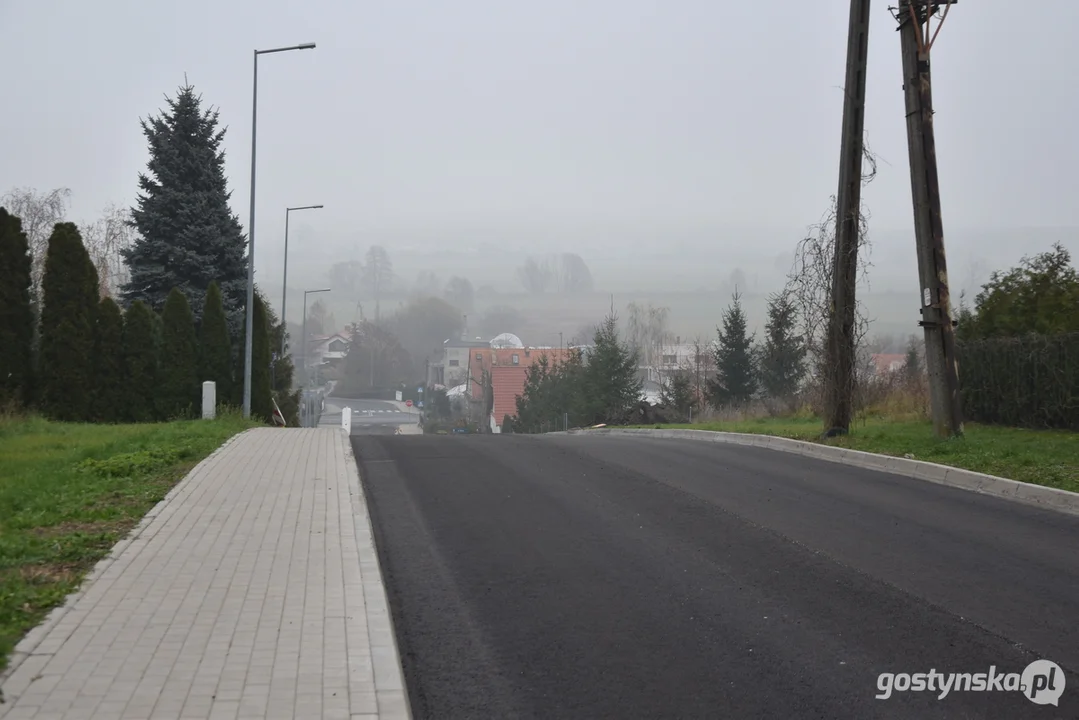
[81,204,136,299]
[362,245,393,321]
[625,302,671,375]
[684,334,717,411]
[517,256,554,294]
[1,187,72,300]
[557,253,594,294]
[784,143,878,415]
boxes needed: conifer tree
[759,290,806,408]
[122,84,248,337]
[39,223,99,421]
[251,293,274,422]
[661,371,696,420]
[159,287,200,419]
[582,315,642,424]
[199,281,233,406]
[123,300,158,422]
[709,291,757,407]
[234,291,275,421]
[0,208,34,406]
[92,297,125,422]
[267,304,299,425]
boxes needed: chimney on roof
[461,314,468,341]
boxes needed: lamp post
[281,204,324,358]
[302,288,332,389]
[243,41,316,419]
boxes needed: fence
[958,333,1079,430]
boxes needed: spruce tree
[159,287,200,419]
[39,223,99,421]
[199,281,233,406]
[708,291,757,407]
[122,84,248,338]
[661,371,696,420]
[582,315,642,424]
[758,290,806,408]
[92,297,125,422]
[123,300,158,422]
[0,208,34,406]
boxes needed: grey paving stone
[0,429,409,720]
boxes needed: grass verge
[0,412,257,675]
[635,416,1079,494]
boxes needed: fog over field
[4,0,1077,355]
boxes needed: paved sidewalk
[0,429,410,720]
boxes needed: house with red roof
[466,346,578,432]
[870,353,906,376]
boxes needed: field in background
[306,288,920,350]
[0,413,256,674]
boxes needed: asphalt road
[320,397,420,434]
[353,432,1079,720]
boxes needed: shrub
[122,300,159,422]
[91,297,125,422]
[199,281,233,406]
[39,223,99,421]
[0,208,34,406]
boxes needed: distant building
[870,353,906,376]
[307,332,351,374]
[468,345,579,432]
[427,335,492,388]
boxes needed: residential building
[427,335,491,388]
[467,345,579,432]
[304,331,352,381]
[870,353,906,377]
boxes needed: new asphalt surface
[351,432,1079,720]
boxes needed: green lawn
[636,416,1079,493]
[0,413,256,674]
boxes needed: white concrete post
[342,407,352,434]
[202,381,216,420]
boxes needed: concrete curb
[0,429,253,700]
[554,427,1079,517]
[341,428,414,718]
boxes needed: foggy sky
[3,0,1078,289]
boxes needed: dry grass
[642,376,1079,493]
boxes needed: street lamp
[302,288,332,389]
[243,42,316,419]
[281,204,324,358]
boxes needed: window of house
[329,340,345,352]
[448,359,459,367]
[663,355,677,364]
[512,354,519,365]
[476,353,483,360]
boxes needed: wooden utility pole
[824,0,873,436]
[897,0,963,437]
